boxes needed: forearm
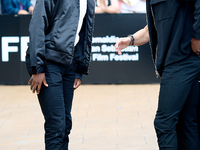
[132,25,149,46]
[104,6,120,14]
[29,0,50,73]
[115,25,149,55]
[95,7,104,13]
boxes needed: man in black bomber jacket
[115,0,200,149]
[26,0,95,149]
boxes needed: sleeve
[24,0,32,11]
[29,0,52,74]
[75,72,83,81]
[193,0,200,39]
[4,0,20,14]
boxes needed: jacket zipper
[150,5,160,78]
[87,3,96,74]
[70,0,80,64]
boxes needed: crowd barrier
[0,14,160,85]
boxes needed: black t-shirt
[148,0,195,75]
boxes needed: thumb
[115,42,119,50]
[28,77,33,84]
[74,80,77,88]
[43,79,48,87]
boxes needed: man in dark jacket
[0,0,2,14]
[198,77,200,139]
[115,0,200,149]
[26,0,95,149]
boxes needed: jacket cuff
[31,65,45,74]
[192,30,200,40]
[75,72,83,81]
[15,9,20,14]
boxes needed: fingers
[30,82,37,93]
[36,84,41,94]
[28,74,48,94]
[74,79,81,90]
[195,49,200,55]
[33,80,48,94]
[28,77,33,85]
[32,86,37,93]
[43,79,49,87]
[115,41,122,55]
[29,76,36,93]
[192,48,200,55]
[115,38,130,55]
[195,51,200,55]
[36,79,48,94]
[30,82,42,94]
[30,79,39,94]
[115,41,119,50]
[191,38,200,55]
[74,81,78,89]
[30,82,34,90]
[117,50,122,55]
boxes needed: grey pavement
[0,84,160,150]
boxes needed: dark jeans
[198,77,200,139]
[177,79,199,150]
[154,53,200,150]
[38,60,75,150]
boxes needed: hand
[28,73,48,94]
[28,6,34,14]
[191,38,200,55]
[115,37,130,55]
[74,79,81,90]
[18,10,29,14]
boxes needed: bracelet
[128,35,135,46]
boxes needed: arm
[95,6,105,13]
[74,73,82,90]
[74,79,82,89]
[29,0,51,74]
[191,0,200,55]
[132,25,149,46]
[28,73,48,94]
[115,25,149,55]
[95,0,106,13]
[28,0,52,94]
[18,10,29,14]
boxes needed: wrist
[128,35,134,46]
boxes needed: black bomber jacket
[27,0,95,77]
[146,0,200,77]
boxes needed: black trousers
[177,79,199,150]
[198,78,200,139]
[38,60,75,150]
[154,53,200,150]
